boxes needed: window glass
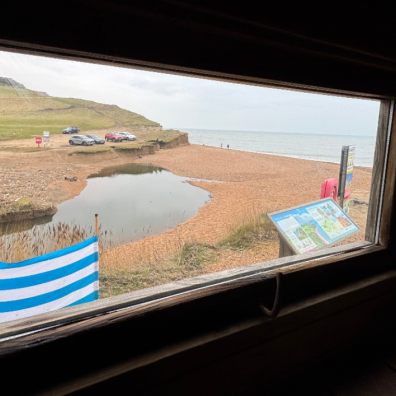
[0,50,381,324]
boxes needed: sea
[183,128,376,167]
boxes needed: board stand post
[279,236,295,258]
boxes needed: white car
[118,132,137,141]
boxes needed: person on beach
[221,143,223,148]
[227,144,229,149]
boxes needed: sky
[0,50,380,136]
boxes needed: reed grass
[0,212,277,298]
[100,212,277,297]
[219,213,278,250]
[0,222,113,262]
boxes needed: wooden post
[95,213,99,236]
[278,236,295,258]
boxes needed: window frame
[0,44,395,351]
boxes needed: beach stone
[65,176,78,182]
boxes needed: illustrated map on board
[269,198,359,254]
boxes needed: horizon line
[170,127,375,137]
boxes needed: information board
[43,131,50,146]
[268,198,359,255]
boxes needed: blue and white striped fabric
[0,237,99,324]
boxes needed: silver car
[118,132,137,141]
[85,134,106,144]
[69,135,95,146]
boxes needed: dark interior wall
[1,1,396,96]
[1,2,396,394]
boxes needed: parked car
[118,132,137,141]
[69,135,95,145]
[105,132,125,142]
[85,134,105,144]
[63,126,80,134]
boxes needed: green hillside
[0,78,161,140]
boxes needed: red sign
[35,136,42,147]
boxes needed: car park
[118,132,137,141]
[85,134,105,144]
[105,132,125,142]
[63,126,80,134]
[69,135,95,145]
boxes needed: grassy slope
[141,129,186,143]
[0,85,160,140]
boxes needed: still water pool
[3,163,210,246]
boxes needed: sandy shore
[103,144,372,272]
[0,141,372,272]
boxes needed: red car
[105,132,126,142]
